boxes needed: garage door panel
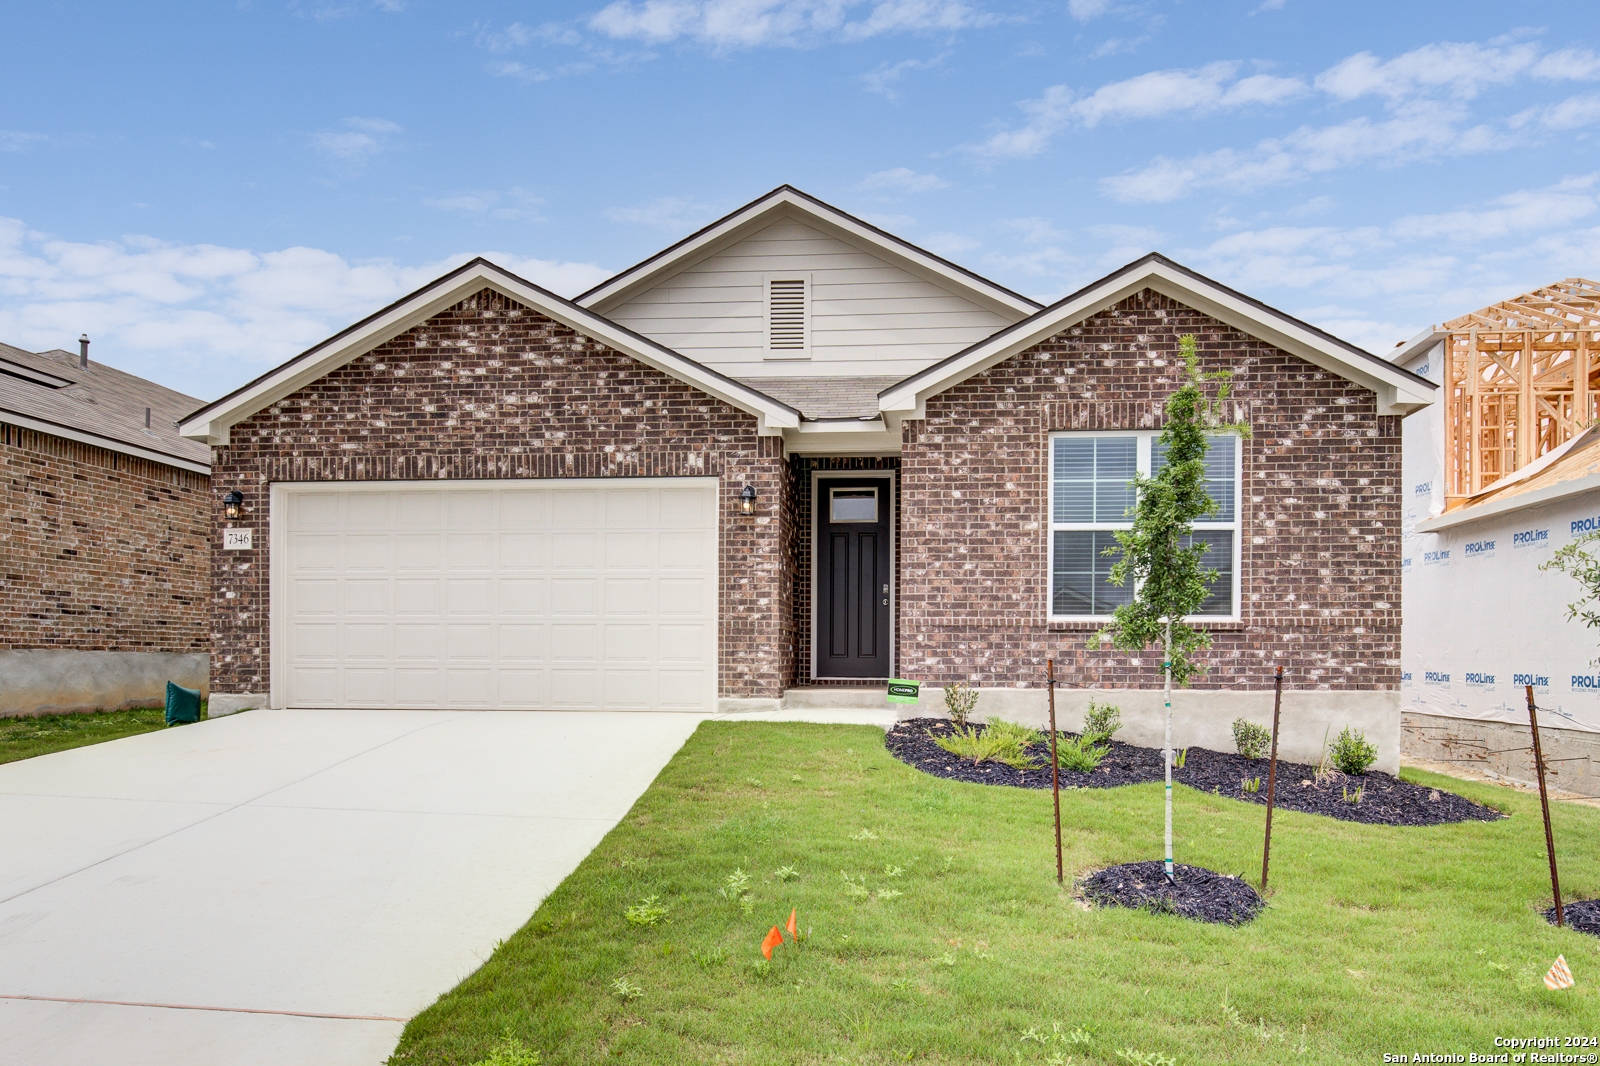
[498,578,546,615]
[281,480,715,710]
[445,579,491,615]
[395,624,443,662]
[499,532,546,570]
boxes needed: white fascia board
[2,409,211,474]
[879,259,1436,418]
[1416,473,1600,533]
[578,188,1039,319]
[180,261,798,445]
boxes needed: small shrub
[943,680,979,728]
[1232,717,1271,759]
[472,1031,541,1066]
[1330,726,1378,776]
[1054,733,1109,772]
[1082,699,1122,742]
[931,720,1041,770]
[623,895,668,927]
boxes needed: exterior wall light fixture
[222,490,245,520]
[739,484,757,515]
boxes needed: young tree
[1541,533,1600,664]
[1097,334,1250,884]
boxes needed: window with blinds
[764,275,809,356]
[1048,432,1240,620]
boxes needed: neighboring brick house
[180,187,1433,770]
[2,338,211,715]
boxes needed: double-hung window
[1048,432,1240,621]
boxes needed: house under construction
[1441,278,1600,508]
[1395,278,1600,798]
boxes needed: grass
[0,704,197,765]
[389,722,1600,1065]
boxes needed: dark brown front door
[815,476,892,679]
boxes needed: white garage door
[275,479,718,711]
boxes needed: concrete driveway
[0,708,717,1065]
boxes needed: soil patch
[886,718,1505,827]
[1547,899,1600,939]
[1079,860,1264,925]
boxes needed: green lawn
[390,721,1600,1066]
[0,704,194,764]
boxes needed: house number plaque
[223,528,253,551]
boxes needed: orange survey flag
[787,907,797,939]
[761,925,784,960]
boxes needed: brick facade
[2,423,209,653]
[207,289,792,700]
[899,289,1401,692]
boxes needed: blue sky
[4,0,1600,400]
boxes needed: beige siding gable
[607,217,1017,379]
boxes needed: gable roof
[179,258,802,445]
[575,185,1042,319]
[1,342,211,473]
[878,253,1436,418]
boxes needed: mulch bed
[1548,899,1600,939]
[886,718,1505,828]
[1079,860,1265,925]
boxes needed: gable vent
[766,277,809,356]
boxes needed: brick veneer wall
[2,423,209,652]
[209,288,792,700]
[901,289,1401,692]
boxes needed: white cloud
[1066,0,1112,21]
[585,0,999,49]
[1100,101,1498,203]
[310,117,402,167]
[919,231,980,256]
[859,167,948,193]
[0,217,610,399]
[1251,0,1286,11]
[423,188,547,222]
[1,131,50,152]
[603,196,716,230]
[1513,92,1600,131]
[1315,40,1600,102]
[963,63,1306,160]
[1390,175,1598,242]
[860,54,945,100]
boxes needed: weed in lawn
[690,946,727,969]
[935,951,956,967]
[1053,733,1108,772]
[882,864,904,879]
[470,1031,541,1066]
[619,856,649,870]
[623,896,668,927]
[877,889,904,901]
[1114,1049,1176,1066]
[841,871,872,900]
[773,865,799,882]
[850,828,879,841]
[608,977,643,1002]
[1241,776,1261,794]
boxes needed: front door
[814,476,892,679]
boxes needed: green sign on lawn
[886,680,920,704]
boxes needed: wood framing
[1442,278,1600,506]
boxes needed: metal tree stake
[1261,665,1284,890]
[1163,618,1174,885]
[1527,684,1563,927]
[1048,659,1063,885]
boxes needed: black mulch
[886,718,1505,828]
[1079,861,1265,925]
[1548,899,1600,939]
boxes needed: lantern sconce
[738,484,757,515]
[222,490,244,521]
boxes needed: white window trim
[1046,430,1243,624]
[763,272,811,360]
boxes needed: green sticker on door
[886,680,920,704]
